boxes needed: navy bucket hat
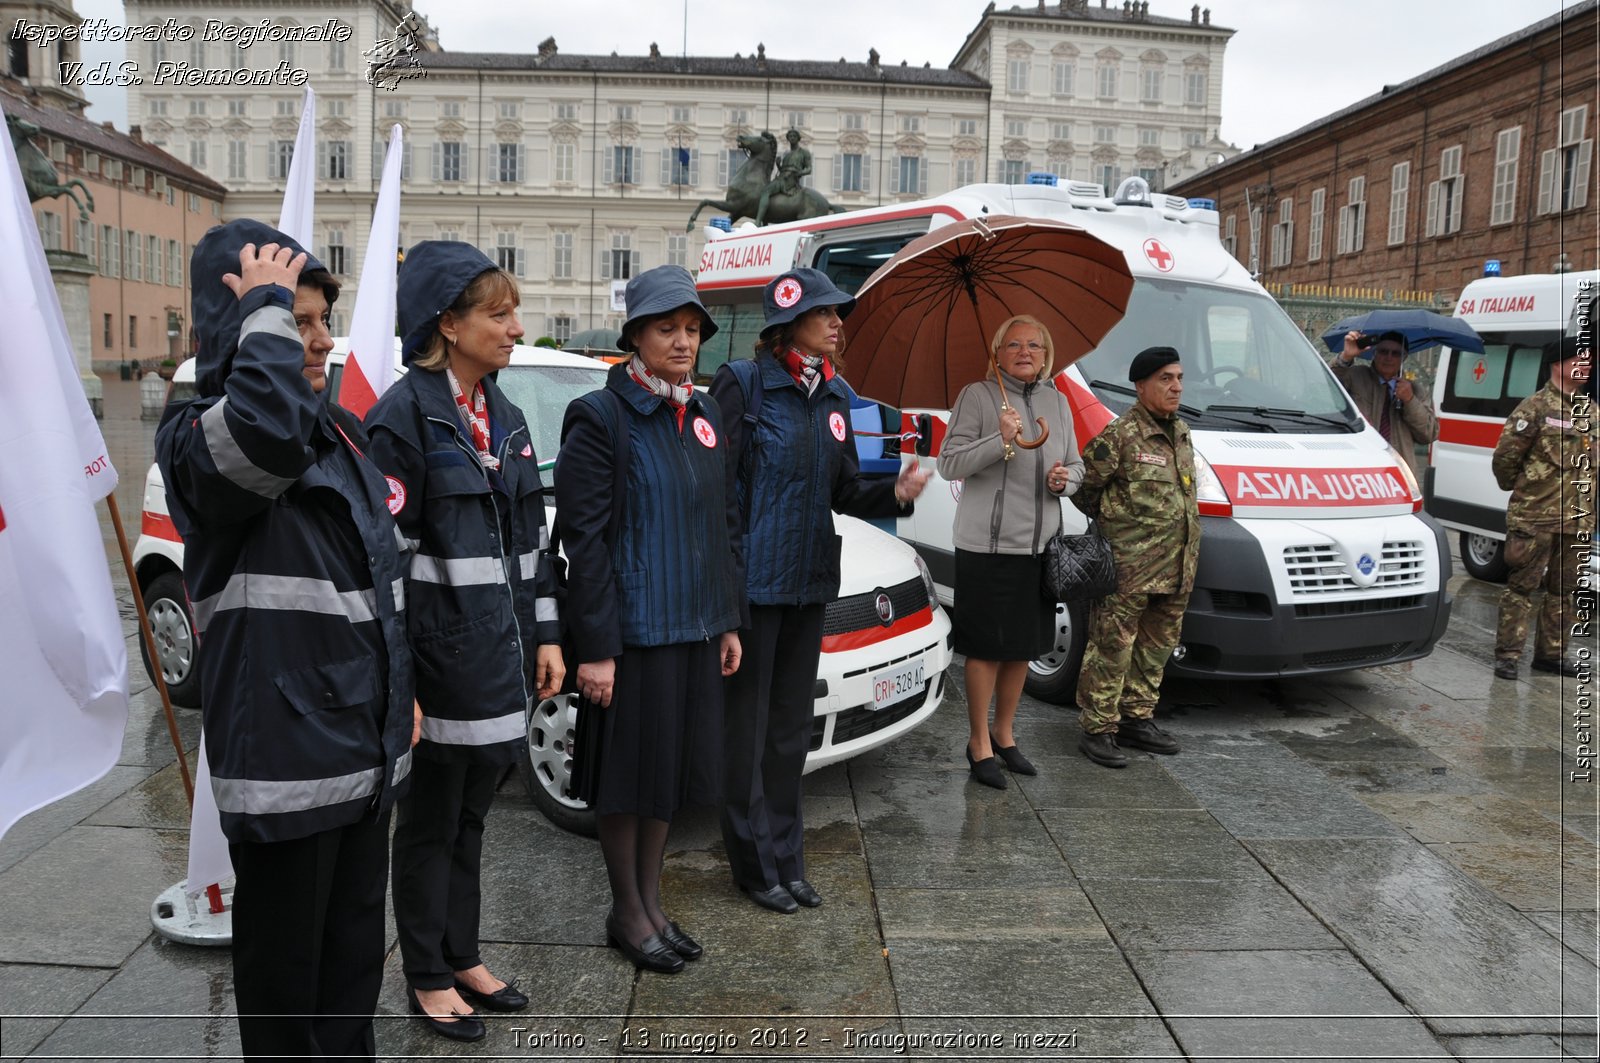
[620,265,719,351]
[398,240,501,364]
[761,268,855,336]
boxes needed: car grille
[1305,642,1410,668]
[1294,594,1424,619]
[823,576,928,635]
[1282,540,1426,596]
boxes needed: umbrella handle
[1015,419,1050,449]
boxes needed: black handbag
[1042,519,1117,603]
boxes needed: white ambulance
[694,177,1452,701]
[1428,269,1597,581]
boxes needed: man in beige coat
[1330,330,1438,478]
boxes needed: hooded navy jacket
[711,355,905,606]
[155,219,414,845]
[363,242,561,766]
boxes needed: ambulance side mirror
[913,413,933,458]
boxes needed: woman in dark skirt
[939,315,1083,789]
[554,265,743,974]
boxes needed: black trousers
[228,810,391,1062]
[721,603,824,890]
[390,756,498,989]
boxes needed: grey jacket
[940,372,1084,555]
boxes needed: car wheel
[1460,531,1509,583]
[137,571,202,707]
[1024,599,1088,705]
[522,692,597,837]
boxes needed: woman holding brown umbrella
[939,315,1083,789]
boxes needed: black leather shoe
[605,917,685,973]
[1118,717,1180,755]
[453,977,528,1012]
[1532,656,1580,677]
[658,921,703,960]
[408,987,486,1043]
[966,746,1008,789]
[1493,659,1519,680]
[989,733,1037,776]
[784,879,823,907]
[742,884,799,914]
[1078,731,1128,768]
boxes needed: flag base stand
[151,878,233,946]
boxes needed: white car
[132,346,953,835]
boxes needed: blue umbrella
[1320,309,1485,355]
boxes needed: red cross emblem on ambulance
[1142,238,1174,272]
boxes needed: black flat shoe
[658,921,703,960]
[742,883,799,914]
[989,733,1037,776]
[407,987,486,1043]
[606,916,685,973]
[784,879,823,907]
[966,745,1008,789]
[453,977,529,1012]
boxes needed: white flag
[338,123,404,419]
[276,87,316,245]
[0,97,128,841]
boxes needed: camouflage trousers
[1496,530,1594,662]
[1077,588,1188,734]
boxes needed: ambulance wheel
[1024,599,1089,705]
[1460,532,1509,583]
[138,571,202,707]
[523,692,597,837]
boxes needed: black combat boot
[1077,731,1128,768]
[1117,717,1181,755]
[1532,656,1579,677]
[1493,659,1519,680]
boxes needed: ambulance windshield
[1076,278,1359,433]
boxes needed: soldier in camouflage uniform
[1492,335,1596,679]
[1072,347,1200,768]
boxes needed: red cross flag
[0,96,128,842]
[276,87,316,246]
[337,124,404,419]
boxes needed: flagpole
[104,494,192,803]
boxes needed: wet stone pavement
[1,375,1596,1061]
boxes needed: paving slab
[1314,755,1495,800]
[26,937,238,1060]
[1041,808,1260,881]
[83,755,197,831]
[1263,713,1443,767]
[1443,1033,1600,1060]
[862,819,1071,889]
[1526,910,1600,967]
[475,803,612,946]
[116,683,203,770]
[1426,839,1600,913]
[851,762,1047,838]
[0,826,185,967]
[1363,791,1582,846]
[1011,751,1203,810]
[1427,745,1582,815]
[0,963,112,1060]
[1077,874,1340,951]
[876,886,1109,948]
[1247,837,1592,1036]
[0,764,149,874]
[1134,948,1449,1059]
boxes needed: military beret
[1129,346,1181,382]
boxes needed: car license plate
[872,659,926,711]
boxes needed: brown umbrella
[844,214,1134,445]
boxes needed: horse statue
[686,131,843,231]
[7,115,93,221]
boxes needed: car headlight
[914,554,937,604]
[1192,452,1232,517]
[1386,444,1423,511]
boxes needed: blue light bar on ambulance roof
[709,217,734,232]
[1187,198,1216,210]
[1026,172,1059,186]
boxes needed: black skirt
[572,640,723,822]
[951,549,1054,661]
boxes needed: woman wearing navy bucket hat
[711,268,932,914]
[364,242,566,1039]
[554,264,744,973]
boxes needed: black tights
[598,813,672,947]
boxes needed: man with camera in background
[1331,330,1438,478]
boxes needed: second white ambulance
[694,176,1452,700]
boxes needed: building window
[227,99,246,117]
[1336,175,1366,254]
[499,101,521,121]
[1053,61,1075,97]
[1095,163,1122,193]
[845,113,867,131]
[128,314,137,348]
[1138,167,1161,188]
[1097,60,1119,99]
[37,210,61,250]
[321,141,350,180]
[549,315,574,346]
[726,108,748,127]
[147,235,163,284]
[188,139,206,168]
[1050,122,1072,142]
[103,313,112,347]
[495,142,524,183]
[665,232,688,268]
[495,229,523,277]
[555,102,578,122]
[900,115,922,134]
[125,230,142,282]
[187,191,199,213]
[893,155,925,196]
[1185,71,1207,105]
[382,99,404,120]
[602,231,640,281]
[784,110,807,130]
[1490,127,1521,226]
[1539,105,1592,214]
[1387,161,1410,244]
[275,99,296,117]
[187,99,207,117]
[955,157,976,186]
[327,39,345,71]
[278,38,295,67]
[441,101,462,119]
[325,99,346,118]
[553,140,575,184]
[1006,119,1027,138]
[1269,197,1293,267]
[662,146,699,186]
[1184,130,1205,148]
[1007,58,1029,94]
[1307,187,1326,261]
[719,148,746,186]
[606,145,640,185]
[669,105,692,124]
[271,140,294,180]
[148,99,167,117]
[436,141,464,183]
[1094,125,1115,144]
[75,217,92,262]
[324,227,346,275]
[1425,146,1462,237]
[1222,213,1237,257]
[835,152,866,192]
[228,139,247,180]
[551,230,573,279]
[1138,128,1159,147]
[1000,159,1025,184]
[102,225,119,277]
[1141,66,1163,103]
[957,118,978,136]
[168,239,182,286]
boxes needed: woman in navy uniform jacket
[555,265,742,974]
[156,222,414,1061]
[710,268,930,914]
[365,242,565,1040]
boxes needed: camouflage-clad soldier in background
[1072,347,1200,768]
[1492,335,1596,679]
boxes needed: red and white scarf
[446,367,498,469]
[628,356,693,429]
[783,347,833,396]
